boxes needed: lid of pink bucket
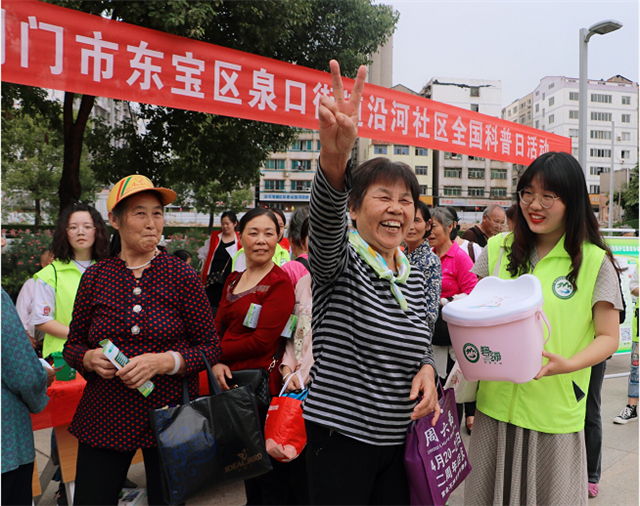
[442,274,544,327]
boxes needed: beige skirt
[464,410,588,506]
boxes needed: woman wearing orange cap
[63,175,220,506]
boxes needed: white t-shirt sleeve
[15,278,36,335]
[32,278,56,327]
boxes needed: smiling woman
[303,60,439,505]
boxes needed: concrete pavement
[33,353,638,505]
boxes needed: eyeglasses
[518,189,561,209]
[67,225,96,235]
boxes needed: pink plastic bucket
[442,274,551,384]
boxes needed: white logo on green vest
[552,276,574,299]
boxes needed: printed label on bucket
[463,344,503,365]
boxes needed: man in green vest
[613,266,639,424]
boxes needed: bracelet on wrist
[166,351,181,375]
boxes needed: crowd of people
[0,58,635,506]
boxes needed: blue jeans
[629,342,638,399]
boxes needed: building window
[569,129,579,137]
[468,156,485,161]
[535,120,540,129]
[621,150,630,159]
[590,130,612,140]
[490,187,507,198]
[513,106,517,114]
[491,169,507,180]
[549,97,554,106]
[316,140,322,150]
[548,114,554,124]
[591,94,612,103]
[527,111,531,120]
[589,185,600,194]
[470,87,480,97]
[591,112,612,121]
[468,168,485,179]
[590,166,609,175]
[265,159,285,170]
[535,104,539,112]
[621,132,631,141]
[292,160,311,171]
[590,148,611,158]
[468,187,484,197]
[373,145,388,154]
[264,180,285,191]
[572,147,578,156]
[548,83,555,89]
[420,185,429,195]
[622,96,631,105]
[470,104,479,112]
[291,140,312,151]
[291,180,312,191]
[569,92,579,101]
[394,144,410,155]
[536,91,539,96]
[444,168,462,178]
[415,148,429,156]
[444,186,462,196]
[444,152,462,160]
[621,114,631,123]
[569,110,579,119]
[415,166,428,176]
[519,115,526,124]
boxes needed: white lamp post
[578,20,622,181]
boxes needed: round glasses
[518,189,561,209]
[67,225,96,235]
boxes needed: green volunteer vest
[34,259,91,358]
[232,243,290,271]
[476,233,605,434]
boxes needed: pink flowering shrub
[1,229,53,299]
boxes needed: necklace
[124,248,159,271]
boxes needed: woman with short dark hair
[304,60,439,505]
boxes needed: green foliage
[1,229,54,298]
[164,228,211,272]
[614,163,639,222]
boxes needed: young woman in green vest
[33,204,110,358]
[464,152,622,506]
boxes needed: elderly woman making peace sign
[303,60,440,505]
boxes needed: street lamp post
[578,20,623,181]
[608,121,615,229]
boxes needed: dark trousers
[73,442,167,506]
[585,359,607,484]
[305,420,409,505]
[1,462,34,506]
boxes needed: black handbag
[205,257,231,288]
[432,311,452,346]
[226,339,287,409]
[228,369,270,408]
[149,351,272,505]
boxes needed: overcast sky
[384,0,639,108]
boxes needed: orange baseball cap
[107,175,177,212]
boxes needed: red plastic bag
[264,373,307,462]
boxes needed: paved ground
[34,354,638,505]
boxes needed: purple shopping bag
[404,386,471,506]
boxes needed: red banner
[1,0,571,165]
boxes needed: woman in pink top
[429,207,478,433]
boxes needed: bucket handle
[537,308,551,345]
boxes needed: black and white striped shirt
[304,164,436,446]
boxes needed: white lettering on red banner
[0,0,571,165]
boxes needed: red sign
[1,1,571,165]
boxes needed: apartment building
[420,78,513,210]
[530,75,638,209]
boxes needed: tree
[1,109,99,226]
[614,163,639,223]
[42,0,398,209]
